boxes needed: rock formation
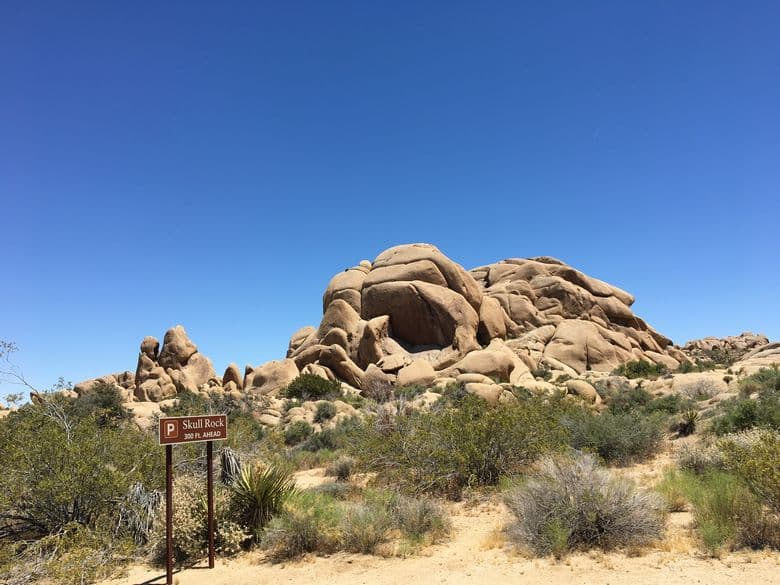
[682,332,770,363]
[76,243,774,416]
[281,243,690,403]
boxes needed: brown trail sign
[159,415,228,585]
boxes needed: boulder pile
[71,243,776,419]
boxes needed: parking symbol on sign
[163,420,179,440]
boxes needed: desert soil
[103,465,780,585]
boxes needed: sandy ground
[104,462,780,585]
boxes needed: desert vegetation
[2,361,780,583]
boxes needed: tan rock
[464,382,503,405]
[287,326,316,357]
[258,414,281,427]
[223,363,243,390]
[371,243,483,310]
[323,267,368,313]
[362,280,480,353]
[396,359,436,387]
[158,325,198,369]
[478,296,508,343]
[565,379,602,404]
[377,352,411,373]
[291,344,365,389]
[247,358,300,395]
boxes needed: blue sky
[2,2,778,394]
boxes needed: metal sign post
[159,415,228,585]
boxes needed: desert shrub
[228,464,296,542]
[604,385,652,413]
[284,420,314,445]
[150,475,250,562]
[314,401,337,423]
[286,448,338,471]
[505,453,665,557]
[711,394,780,436]
[643,393,694,415]
[673,409,700,437]
[310,481,362,501]
[0,524,134,585]
[299,415,361,452]
[612,360,667,380]
[340,502,392,553]
[720,430,780,513]
[161,389,244,417]
[564,409,664,466]
[326,456,356,482]
[657,469,777,554]
[388,493,451,542]
[224,412,266,449]
[282,374,344,401]
[0,398,163,538]
[350,394,570,499]
[261,491,341,559]
[738,366,780,396]
[394,384,429,400]
[678,379,718,401]
[531,365,553,380]
[67,381,131,426]
[362,377,394,403]
[676,441,724,474]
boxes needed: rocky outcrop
[683,332,770,364]
[130,326,217,401]
[288,244,686,389]
[733,342,780,375]
[74,243,711,415]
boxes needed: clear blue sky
[2,2,778,394]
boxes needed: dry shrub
[261,492,341,559]
[505,453,665,557]
[388,494,451,542]
[340,502,392,553]
[325,456,356,482]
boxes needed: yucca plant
[677,409,699,437]
[229,464,296,541]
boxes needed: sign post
[159,415,228,585]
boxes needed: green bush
[643,393,694,415]
[340,502,392,553]
[314,401,337,423]
[68,381,131,426]
[0,398,163,538]
[564,409,664,466]
[720,430,780,513]
[656,469,778,554]
[261,492,341,559]
[605,385,653,413]
[228,464,296,542]
[284,420,314,445]
[738,366,780,396]
[711,394,780,436]
[387,493,450,542]
[299,416,361,452]
[350,394,570,499]
[612,360,668,380]
[0,524,134,585]
[676,441,724,475]
[326,456,356,482]
[505,454,665,557]
[282,374,344,401]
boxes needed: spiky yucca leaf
[229,465,296,541]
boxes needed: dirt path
[104,498,780,585]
